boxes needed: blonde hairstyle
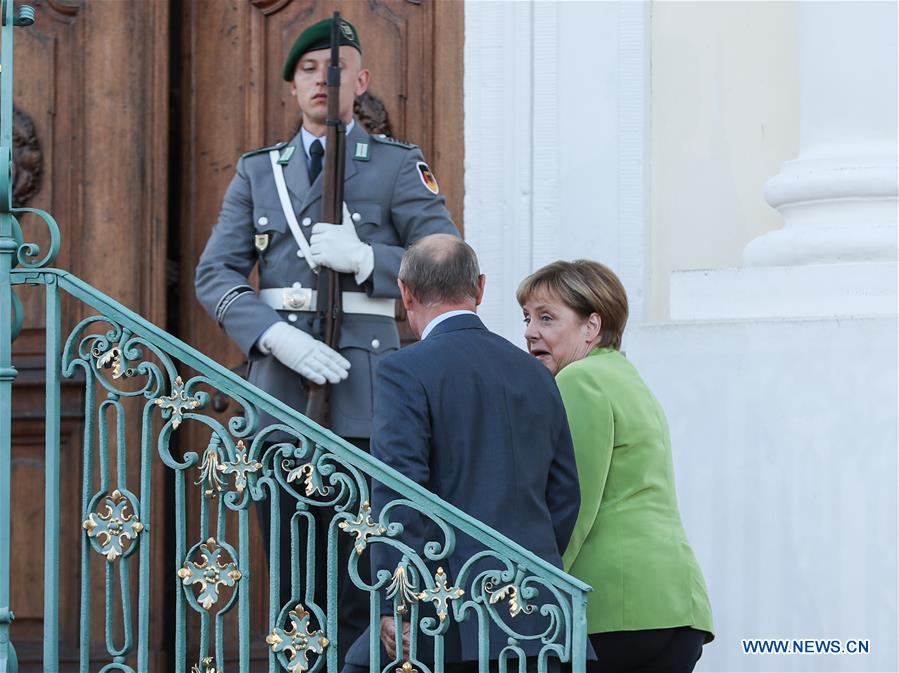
[516,260,629,350]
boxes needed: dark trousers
[587,627,705,673]
[258,437,371,669]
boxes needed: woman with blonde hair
[517,260,713,673]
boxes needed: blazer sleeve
[369,352,431,610]
[555,365,615,570]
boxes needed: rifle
[305,11,346,425]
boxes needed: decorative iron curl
[376,499,457,562]
[11,207,60,269]
[255,428,367,513]
[63,318,170,400]
[156,410,239,473]
[450,552,570,654]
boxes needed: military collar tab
[354,142,370,161]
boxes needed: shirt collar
[301,119,356,159]
[421,310,477,340]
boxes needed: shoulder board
[371,134,416,150]
[241,141,288,159]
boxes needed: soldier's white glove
[258,322,350,385]
[310,203,375,284]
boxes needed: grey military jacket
[195,122,458,438]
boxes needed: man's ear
[398,279,415,311]
[474,274,486,306]
[355,68,371,96]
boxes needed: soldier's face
[290,46,369,131]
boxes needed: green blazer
[556,348,714,639]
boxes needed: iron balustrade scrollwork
[4,267,591,673]
[0,5,591,673]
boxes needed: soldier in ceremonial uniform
[194,16,459,665]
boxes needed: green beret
[282,17,362,81]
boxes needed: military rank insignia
[255,234,270,252]
[354,142,370,161]
[277,146,296,165]
[417,162,439,195]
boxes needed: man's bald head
[398,234,481,306]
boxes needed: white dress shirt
[420,310,477,340]
[301,120,356,167]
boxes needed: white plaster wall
[465,0,649,344]
[650,1,800,320]
[626,317,898,672]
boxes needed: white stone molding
[617,0,650,329]
[464,0,650,343]
[671,261,897,321]
[531,1,561,271]
[464,0,536,343]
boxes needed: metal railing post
[0,0,15,666]
[0,4,36,672]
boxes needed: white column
[672,0,897,321]
[743,0,898,267]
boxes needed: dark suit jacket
[345,313,580,665]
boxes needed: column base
[670,261,897,321]
[744,157,898,266]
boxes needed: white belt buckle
[283,287,313,311]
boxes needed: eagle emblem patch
[416,162,439,195]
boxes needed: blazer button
[371,338,380,350]
[288,313,298,323]
[258,216,269,226]
[352,212,362,223]
[302,217,312,227]
[296,250,304,258]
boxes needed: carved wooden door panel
[176,0,463,669]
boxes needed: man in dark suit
[343,234,580,673]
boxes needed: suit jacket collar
[427,313,486,338]
[285,122,367,213]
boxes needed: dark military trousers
[258,437,371,669]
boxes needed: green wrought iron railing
[0,4,589,673]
